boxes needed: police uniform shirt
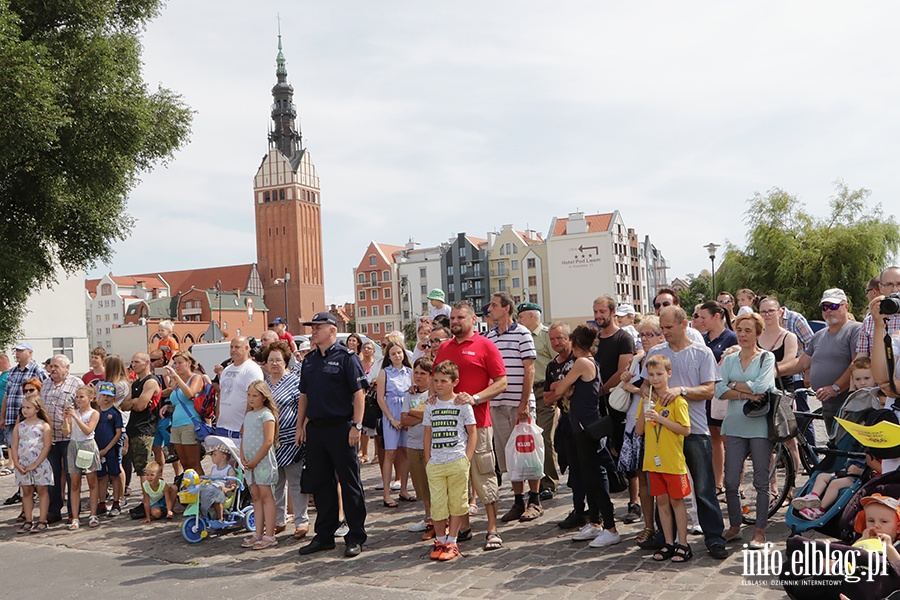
[299,343,369,421]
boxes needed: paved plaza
[0,456,798,600]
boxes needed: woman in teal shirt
[715,313,775,550]
[165,351,205,475]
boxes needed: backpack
[192,382,218,420]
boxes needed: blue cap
[98,381,116,396]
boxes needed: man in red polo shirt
[434,300,507,550]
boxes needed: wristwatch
[473,394,481,405]
[680,387,687,398]
[831,384,841,394]
[351,421,363,431]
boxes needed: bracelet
[738,391,744,400]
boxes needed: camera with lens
[881,293,900,316]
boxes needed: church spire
[269,22,301,159]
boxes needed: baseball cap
[616,304,636,317]
[98,381,116,397]
[427,289,446,302]
[13,342,33,351]
[269,317,287,326]
[301,312,337,326]
[517,302,542,314]
[820,288,848,304]
[854,493,900,533]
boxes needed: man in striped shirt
[486,292,542,523]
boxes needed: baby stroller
[180,435,256,543]
[785,387,881,538]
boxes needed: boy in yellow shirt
[635,355,692,563]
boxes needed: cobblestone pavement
[0,455,800,599]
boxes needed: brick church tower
[254,35,325,332]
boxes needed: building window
[528,275,537,286]
[372,306,379,316]
[459,246,466,258]
[105,341,112,349]
[279,188,285,201]
[511,260,519,271]
[101,284,112,296]
[527,258,536,269]
[419,267,426,278]
[357,273,365,284]
[382,270,389,281]
[421,285,427,295]
[513,244,518,254]
[447,265,454,276]
[460,264,467,275]
[384,288,391,299]
[512,277,520,289]
[500,244,505,256]
[505,243,512,255]
[359,323,367,334]
[369,255,377,266]
[358,290,366,301]
[448,283,455,293]
[105,314,110,321]
[384,305,392,315]
[372,289,379,300]
[513,295,521,304]
[373,322,381,334]
[498,280,507,291]
[105,327,110,335]
[370,272,378,285]
[359,306,367,317]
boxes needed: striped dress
[267,372,303,467]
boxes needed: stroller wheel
[244,507,256,532]
[182,518,208,543]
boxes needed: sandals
[16,521,33,534]
[68,518,80,531]
[0,468,14,476]
[635,527,656,544]
[252,536,278,550]
[652,543,675,561]
[16,511,26,523]
[458,528,473,542]
[382,499,399,508]
[671,543,693,563]
[241,534,262,548]
[484,531,503,551]
[31,521,48,533]
[89,516,100,528]
[398,494,417,502]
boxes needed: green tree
[677,272,712,313]
[716,181,900,320]
[0,0,192,346]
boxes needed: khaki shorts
[427,456,470,521]
[128,434,155,477]
[407,448,430,503]
[170,424,199,446]
[469,426,499,505]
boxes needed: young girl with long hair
[67,385,102,530]
[11,394,53,533]
[240,380,280,550]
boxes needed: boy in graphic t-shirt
[424,360,476,562]
[635,355,692,564]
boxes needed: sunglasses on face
[654,301,672,309]
[24,388,38,394]
[821,302,843,312]
[692,313,700,319]
[718,299,733,304]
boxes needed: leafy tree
[0,0,192,346]
[403,320,418,350]
[716,181,900,320]
[677,272,712,313]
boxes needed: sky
[91,1,900,304]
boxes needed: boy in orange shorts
[636,355,692,563]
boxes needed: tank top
[569,358,603,429]
[768,331,794,389]
[70,408,96,442]
[142,479,165,503]
[127,375,160,437]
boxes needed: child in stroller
[792,450,881,520]
[201,444,237,521]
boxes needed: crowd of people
[2,268,900,570]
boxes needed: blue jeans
[684,434,725,548]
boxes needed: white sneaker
[408,519,429,532]
[689,525,703,535]
[588,529,622,548]
[390,481,401,491]
[375,482,384,491]
[572,523,602,541]
[335,521,350,537]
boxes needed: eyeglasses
[653,301,672,309]
[821,302,843,312]
[882,282,900,290]
[759,309,779,316]
[692,313,699,319]
[718,299,733,305]
[23,388,38,394]
[639,332,661,338]
[867,288,880,294]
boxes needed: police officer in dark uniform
[296,312,369,558]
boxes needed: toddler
[793,451,881,520]
[635,355,692,563]
[424,360,476,562]
[95,382,124,517]
[141,461,178,522]
[853,493,900,562]
[11,394,53,533]
[201,445,237,521]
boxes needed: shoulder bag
[766,353,799,443]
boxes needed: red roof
[86,264,255,296]
[374,243,406,265]
[551,213,613,236]
[85,275,167,294]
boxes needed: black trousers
[48,440,72,518]
[305,421,367,545]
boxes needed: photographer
[870,287,900,399]
[856,267,900,360]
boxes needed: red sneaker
[429,541,445,560]
[438,542,460,561]
[421,521,435,541]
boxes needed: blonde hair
[22,393,50,424]
[144,461,161,475]
[247,380,280,447]
[76,385,99,410]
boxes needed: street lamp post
[214,279,222,341]
[274,273,291,326]
[704,243,720,299]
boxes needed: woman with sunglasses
[698,301,737,499]
[716,293,737,323]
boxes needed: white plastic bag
[504,419,545,482]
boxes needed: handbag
[598,445,628,493]
[741,353,771,418]
[362,387,381,430]
[584,415,615,442]
[767,360,798,443]
[75,448,94,470]
[608,354,641,413]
